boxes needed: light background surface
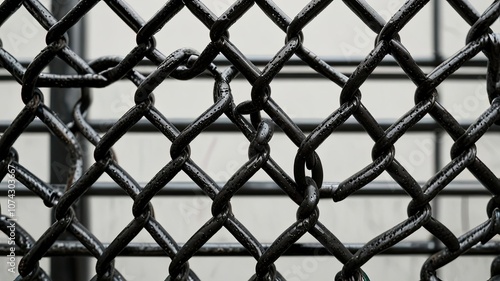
[0,0,499,280]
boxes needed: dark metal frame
[0,0,499,280]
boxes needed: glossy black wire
[0,0,499,280]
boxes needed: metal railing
[0,0,500,280]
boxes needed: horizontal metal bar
[0,241,498,256]
[0,58,488,81]
[2,118,499,133]
[0,181,493,197]
[7,57,490,68]
[143,72,487,80]
[207,56,489,68]
[0,73,487,81]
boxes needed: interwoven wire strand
[1,0,500,280]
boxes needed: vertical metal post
[432,0,443,263]
[50,1,88,280]
[432,0,443,63]
[431,0,442,212]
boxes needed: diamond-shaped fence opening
[0,0,499,280]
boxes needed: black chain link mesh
[0,0,500,280]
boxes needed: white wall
[1,0,499,280]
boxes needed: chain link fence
[0,0,500,280]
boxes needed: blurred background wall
[0,0,499,280]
